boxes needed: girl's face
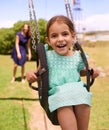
[46,22,75,56]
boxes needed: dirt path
[28,89,61,130]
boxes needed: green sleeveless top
[45,44,92,112]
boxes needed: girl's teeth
[57,44,66,48]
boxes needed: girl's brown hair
[46,15,75,37]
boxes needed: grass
[0,43,109,130]
[83,45,109,67]
[83,44,109,130]
[0,55,37,130]
[89,77,109,130]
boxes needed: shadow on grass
[0,97,38,130]
[15,76,26,82]
[0,97,38,101]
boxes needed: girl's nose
[58,35,63,41]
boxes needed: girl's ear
[72,33,76,42]
[45,37,51,46]
[72,32,76,38]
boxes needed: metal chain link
[64,0,78,41]
[64,0,73,22]
[28,0,40,52]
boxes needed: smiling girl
[26,15,99,130]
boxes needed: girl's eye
[50,34,57,38]
[62,32,69,36]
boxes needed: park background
[0,0,109,130]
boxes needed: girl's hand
[80,68,100,79]
[92,68,100,79]
[26,71,37,83]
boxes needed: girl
[11,23,32,83]
[26,15,99,130]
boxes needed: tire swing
[28,0,94,125]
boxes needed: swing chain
[28,0,40,52]
[64,0,78,42]
[64,0,73,22]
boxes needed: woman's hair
[21,23,31,37]
[46,15,75,37]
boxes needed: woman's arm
[15,35,21,59]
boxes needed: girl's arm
[80,69,86,76]
[26,70,38,83]
[26,61,41,83]
[27,38,32,61]
[15,35,21,59]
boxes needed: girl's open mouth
[56,44,66,48]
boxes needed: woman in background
[11,23,31,83]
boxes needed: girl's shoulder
[44,44,53,54]
[73,50,81,58]
[74,50,88,57]
[73,50,85,64]
[44,44,49,51]
[44,44,56,59]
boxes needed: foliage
[30,18,47,60]
[13,20,29,33]
[0,21,27,55]
[0,28,15,54]
[0,19,47,56]
[38,18,47,43]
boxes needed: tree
[29,18,47,60]
[0,19,47,57]
[0,28,15,54]
[38,18,47,43]
[0,21,29,54]
[13,20,29,33]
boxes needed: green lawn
[83,45,109,130]
[0,55,37,130]
[0,44,109,130]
